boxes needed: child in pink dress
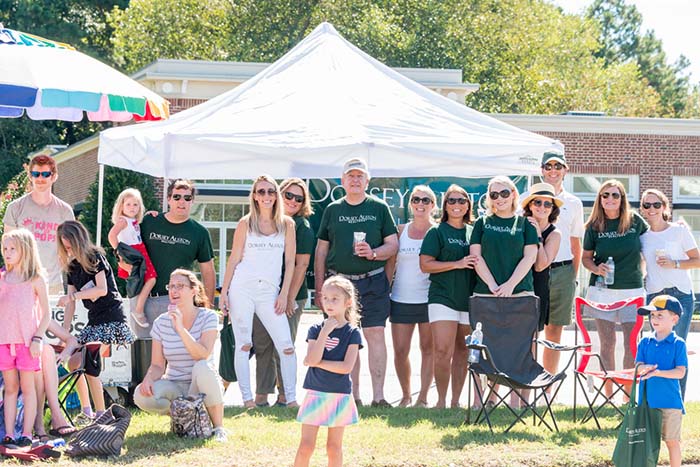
[108,188,157,328]
[0,229,51,447]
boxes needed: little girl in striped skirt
[294,276,362,467]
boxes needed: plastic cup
[655,248,666,260]
[353,232,366,256]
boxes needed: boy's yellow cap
[638,295,682,317]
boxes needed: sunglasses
[283,191,304,203]
[600,192,621,200]
[489,189,512,200]
[165,283,191,291]
[411,196,433,205]
[542,163,564,171]
[255,188,277,196]
[531,199,554,208]
[446,197,468,205]
[642,201,663,209]
[171,194,193,201]
[30,171,53,178]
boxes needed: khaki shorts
[661,408,682,441]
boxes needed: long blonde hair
[170,269,209,308]
[280,178,314,218]
[245,175,285,235]
[57,221,103,274]
[586,179,632,234]
[2,229,43,281]
[484,176,519,215]
[112,188,145,224]
[322,276,360,327]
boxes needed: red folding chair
[573,296,645,429]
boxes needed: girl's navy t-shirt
[302,322,363,394]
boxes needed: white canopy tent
[98,22,562,179]
[95,22,563,242]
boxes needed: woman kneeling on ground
[134,269,226,442]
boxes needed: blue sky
[553,0,700,83]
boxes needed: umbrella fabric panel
[0,26,169,121]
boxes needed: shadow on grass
[121,429,209,461]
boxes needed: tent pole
[162,178,169,211]
[96,164,105,246]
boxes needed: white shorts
[428,304,469,325]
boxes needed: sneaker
[15,436,32,447]
[212,427,228,443]
[131,311,150,328]
[1,435,15,446]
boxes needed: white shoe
[212,427,228,443]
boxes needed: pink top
[0,272,40,345]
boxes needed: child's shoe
[1,435,15,446]
[15,436,32,447]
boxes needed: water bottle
[604,256,615,286]
[47,438,65,448]
[595,275,606,289]
[468,322,483,363]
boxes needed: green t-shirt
[294,215,315,301]
[583,212,648,289]
[141,214,215,295]
[317,196,398,275]
[420,222,474,312]
[470,214,539,294]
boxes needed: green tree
[587,0,691,116]
[110,0,234,73]
[109,0,663,117]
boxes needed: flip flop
[255,402,269,408]
[48,426,77,437]
[131,312,150,328]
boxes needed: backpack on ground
[170,393,213,439]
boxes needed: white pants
[428,303,469,324]
[229,279,297,403]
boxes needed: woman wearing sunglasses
[220,175,298,409]
[419,184,479,409]
[384,185,437,408]
[470,176,539,408]
[582,179,648,390]
[521,183,563,332]
[639,188,699,399]
[252,178,315,407]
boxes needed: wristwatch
[371,250,377,260]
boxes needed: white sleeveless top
[231,228,285,288]
[117,216,142,245]
[391,223,429,304]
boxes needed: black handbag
[65,404,131,458]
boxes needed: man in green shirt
[135,179,215,338]
[314,158,398,407]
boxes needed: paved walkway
[223,312,699,407]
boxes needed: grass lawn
[27,402,700,467]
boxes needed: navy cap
[638,295,683,317]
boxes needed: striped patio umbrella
[0,25,169,122]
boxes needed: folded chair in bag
[55,343,103,426]
[465,295,578,433]
[66,404,131,458]
[573,296,645,429]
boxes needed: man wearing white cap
[314,158,399,407]
[525,152,584,380]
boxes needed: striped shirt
[150,307,219,382]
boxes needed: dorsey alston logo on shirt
[149,232,192,246]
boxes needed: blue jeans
[647,287,693,399]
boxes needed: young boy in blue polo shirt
[636,295,688,467]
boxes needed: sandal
[131,312,150,328]
[36,434,51,444]
[49,425,78,437]
[412,400,429,408]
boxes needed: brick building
[50,59,700,291]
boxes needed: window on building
[190,200,248,285]
[564,174,639,202]
[673,176,700,201]
[671,210,700,294]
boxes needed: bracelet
[31,336,42,343]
